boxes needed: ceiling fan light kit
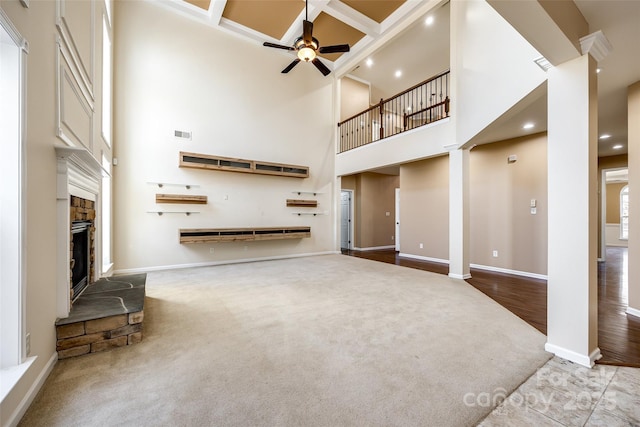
[263,0,350,76]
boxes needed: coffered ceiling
[158,0,439,71]
[157,0,639,158]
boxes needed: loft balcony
[338,70,450,154]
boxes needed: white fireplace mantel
[55,144,107,318]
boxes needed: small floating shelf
[286,199,318,208]
[147,211,200,216]
[292,191,322,196]
[156,194,208,204]
[147,182,198,190]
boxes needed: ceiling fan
[262,0,350,76]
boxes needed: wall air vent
[179,152,309,179]
[174,130,192,140]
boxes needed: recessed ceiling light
[366,58,373,67]
[596,68,602,74]
[395,70,402,78]
[523,122,534,130]
[613,144,623,150]
[599,134,611,139]
[425,16,434,26]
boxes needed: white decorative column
[546,32,611,367]
[627,82,640,318]
[55,145,104,318]
[448,148,471,279]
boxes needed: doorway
[340,190,353,250]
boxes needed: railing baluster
[337,70,450,153]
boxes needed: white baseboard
[627,307,640,318]
[353,245,395,251]
[449,273,471,280]
[6,352,57,427]
[399,253,449,264]
[544,343,601,368]
[113,251,340,275]
[470,263,547,281]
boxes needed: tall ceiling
[158,0,640,157]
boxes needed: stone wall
[56,311,144,359]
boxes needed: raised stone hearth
[55,273,146,359]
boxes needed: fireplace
[71,220,92,299]
[69,196,96,302]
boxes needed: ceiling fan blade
[282,59,301,74]
[319,44,350,54]
[263,42,295,51]
[312,58,331,76]
[303,20,313,45]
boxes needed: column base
[448,273,471,280]
[545,342,602,368]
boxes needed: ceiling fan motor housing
[295,37,319,62]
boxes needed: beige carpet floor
[20,255,551,426]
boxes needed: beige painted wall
[605,182,626,224]
[340,77,370,122]
[470,133,548,275]
[399,156,449,260]
[113,1,336,272]
[1,0,111,424]
[341,173,397,249]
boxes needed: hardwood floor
[342,247,640,367]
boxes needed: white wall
[451,0,547,146]
[113,1,337,271]
[1,0,111,424]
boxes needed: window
[101,7,112,146]
[1,8,30,388]
[620,185,629,240]
[102,155,112,273]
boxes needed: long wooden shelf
[179,152,309,179]
[179,226,311,244]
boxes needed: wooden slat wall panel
[179,227,311,244]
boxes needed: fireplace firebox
[71,220,92,300]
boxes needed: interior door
[340,191,351,249]
[395,188,400,252]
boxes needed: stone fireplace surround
[55,146,145,359]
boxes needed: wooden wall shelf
[156,194,208,204]
[286,199,318,208]
[179,152,309,179]
[179,226,311,244]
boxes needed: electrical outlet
[391,236,394,240]
[419,243,424,249]
[493,250,498,257]
[26,333,31,356]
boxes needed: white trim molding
[469,264,548,281]
[626,307,640,318]
[579,30,612,62]
[114,251,341,275]
[449,273,471,280]
[399,253,449,264]
[3,353,56,427]
[544,343,602,368]
[353,245,395,251]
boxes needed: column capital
[579,30,612,62]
